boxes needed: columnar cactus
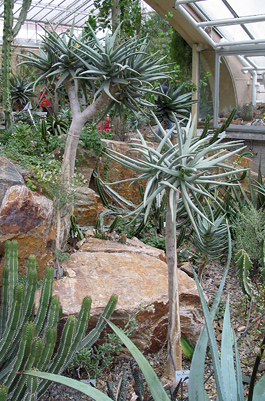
[0,241,118,400]
[2,0,32,128]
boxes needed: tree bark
[61,80,113,183]
[57,80,116,249]
[165,191,182,376]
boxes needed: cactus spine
[0,241,118,400]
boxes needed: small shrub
[232,204,265,267]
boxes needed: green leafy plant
[155,84,196,123]
[4,121,44,158]
[10,76,35,112]
[189,262,265,401]
[193,212,229,282]
[0,240,117,400]
[45,114,69,136]
[232,204,265,265]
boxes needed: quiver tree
[2,0,32,129]
[20,23,169,247]
[102,112,247,376]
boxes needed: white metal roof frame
[0,0,95,28]
[175,0,265,127]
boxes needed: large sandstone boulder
[73,187,105,227]
[0,185,56,278]
[98,140,149,205]
[0,157,24,206]
[50,235,204,353]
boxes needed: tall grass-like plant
[102,112,246,376]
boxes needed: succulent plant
[241,103,254,122]
[0,241,117,400]
[10,76,34,112]
[155,84,196,123]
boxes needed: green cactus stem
[2,0,32,129]
[0,241,118,400]
[0,385,8,401]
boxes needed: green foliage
[235,249,253,297]
[93,0,141,37]
[10,76,34,111]
[45,114,69,137]
[180,336,194,361]
[20,22,169,118]
[169,31,192,83]
[189,262,265,401]
[3,121,45,158]
[154,84,196,123]
[79,123,113,157]
[232,204,265,266]
[69,310,138,379]
[69,333,122,379]
[0,240,118,400]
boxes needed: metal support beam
[192,44,199,132]
[214,53,220,128]
[197,14,265,28]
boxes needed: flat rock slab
[51,237,204,352]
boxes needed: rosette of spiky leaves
[10,76,34,111]
[103,113,246,240]
[193,212,229,261]
[155,84,197,122]
[45,114,69,136]
[19,22,92,94]
[75,23,169,116]
[20,22,169,117]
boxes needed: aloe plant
[155,84,196,123]
[10,76,34,112]
[102,111,246,375]
[0,241,117,400]
[20,22,169,250]
[20,22,169,185]
[193,212,229,282]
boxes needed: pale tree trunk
[165,191,182,376]
[56,79,115,250]
[111,0,121,33]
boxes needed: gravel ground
[39,259,265,400]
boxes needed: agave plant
[10,76,34,112]
[155,84,196,123]
[102,111,246,375]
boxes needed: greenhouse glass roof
[175,0,265,70]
